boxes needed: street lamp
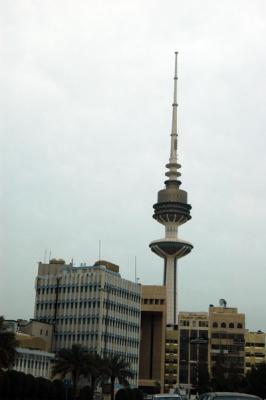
[190,337,208,395]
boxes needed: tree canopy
[0,316,18,370]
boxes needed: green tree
[195,363,211,394]
[211,354,245,392]
[52,344,89,399]
[84,352,106,396]
[101,354,134,400]
[0,316,18,370]
[78,385,94,400]
[245,363,266,398]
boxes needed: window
[229,323,234,329]
[213,322,218,328]
[237,323,243,329]
[221,322,226,328]
[40,329,43,335]
[199,321,208,327]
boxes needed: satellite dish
[219,298,227,308]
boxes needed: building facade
[34,258,141,384]
[139,285,166,393]
[5,319,54,379]
[164,328,178,392]
[209,305,245,376]
[245,330,265,373]
[177,312,209,393]
[13,347,54,379]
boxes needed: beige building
[209,305,245,376]
[245,330,265,372]
[164,328,178,392]
[34,258,141,384]
[139,285,166,394]
[177,312,209,393]
[18,319,53,352]
[5,319,54,379]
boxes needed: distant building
[177,312,209,393]
[209,305,245,376]
[139,285,166,393]
[34,258,141,384]
[13,346,54,379]
[5,319,54,379]
[245,330,265,372]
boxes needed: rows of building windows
[15,357,49,371]
[212,322,243,329]
[36,300,140,317]
[211,332,244,341]
[54,331,139,346]
[246,360,265,368]
[36,300,100,310]
[41,315,139,331]
[166,339,178,344]
[211,344,245,352]
[246,342,265,347]
[245,352,265,357]
[36,283,140,302]
[180,320,209,327]
[142,298,165,305]
[38,318,140,339]
[165,359,178,364]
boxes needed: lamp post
[190,337,208,395]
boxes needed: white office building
[34,258,141,383]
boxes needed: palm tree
[52,344,89,399]
[101,354,134,400]
[84,352,105,395]
[0,316,17,370]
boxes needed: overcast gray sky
[1,0,266,331]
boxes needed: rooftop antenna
[134,256,137,283]
[49,250,52,262]
[98,240,101,261]
[165,51,181,182]
[43,249,47,263]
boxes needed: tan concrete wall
[20,321,53,352]
[139,285,166,392]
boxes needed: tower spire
[165,51,181,181]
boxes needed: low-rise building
[13,346,55,379]
[245,330,265,373]
[5,319,54,379]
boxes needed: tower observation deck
[149,52,193,327]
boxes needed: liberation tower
[149,52,193,327]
